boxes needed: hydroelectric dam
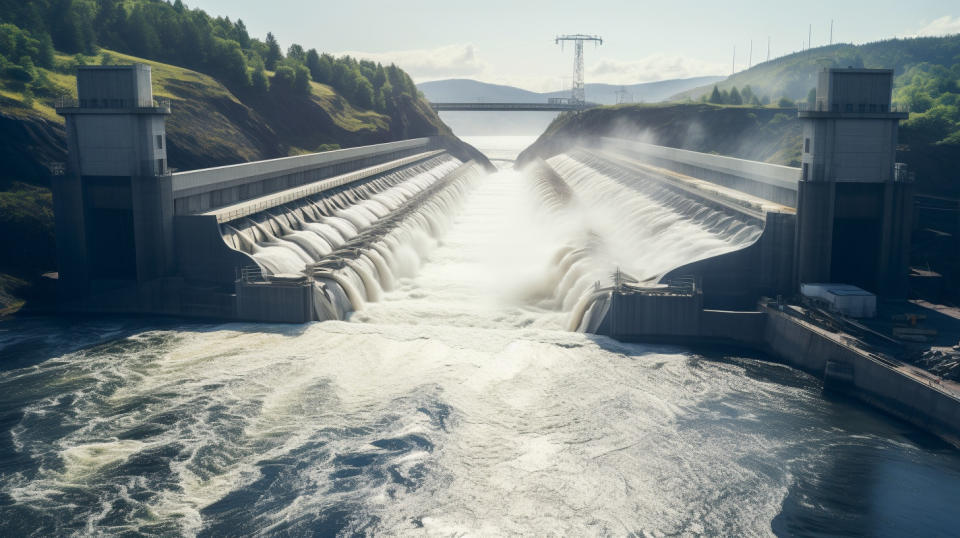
[48,65,960,444]
[3,64,959,535]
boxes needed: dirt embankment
[516,104,802,168]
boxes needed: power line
[555,34,602,104]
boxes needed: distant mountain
[416,79,542,103]
[543,77,726,104]
[418,76,725,105]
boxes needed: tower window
[845,103,853,112]
[802,163,809,181]
[804,138,810,153]
[156,135,163,150]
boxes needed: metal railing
[54,96,171,111]
[238,265,265,282]
[798,101,909,113]
[429,101,597,111]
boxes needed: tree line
[702,84,790,107]
[0,0,420,114]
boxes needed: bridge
[429,101,597,112]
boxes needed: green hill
[673,35,960,151]
[673,35,960,103]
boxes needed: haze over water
[1,136,959,536]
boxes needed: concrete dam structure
[549,67,914,341]
[521,69,959,444]
[47,64,960,445]
[53,65,488,322]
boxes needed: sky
[189,0,960,92]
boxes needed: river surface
[1,136,959,536]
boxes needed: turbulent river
[1,136,959,536]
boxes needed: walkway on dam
[774,302,960,401]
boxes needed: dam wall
[544,148,798,309]
[172,138,435,214]
[52,68,484,323]
[599,137,800,207]
[174,150,447,286]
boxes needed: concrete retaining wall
[761,304,960,443]
[665,211,797,309]
[595,295,960,445]
[236,280,314,323]
[600,137,800,207]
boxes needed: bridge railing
[429,102,597,111]
[55,96,171,112]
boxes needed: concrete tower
[54,64,174,297]
[796,68,913,297]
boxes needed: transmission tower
[615,86,632,104]
[555,34,602,104]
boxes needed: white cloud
[914,15,960,37]
[587,54,727,85]
[334,45,726,93]
[333,43,488,80]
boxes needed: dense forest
[0,0,420,114]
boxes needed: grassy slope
[517,103,803,168]
[0,50,461,313]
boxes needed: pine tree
[305,49,321,80]
[373,63,387,90]
[287,44,305,62]
[355,77,374,109]
[251,60,269,94]
[293,64,311,95]
[729,86,743,105]
[709,85,723,104]
[264,32,282,70]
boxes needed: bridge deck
[430,102,596,112]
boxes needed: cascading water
[2,136,958,537]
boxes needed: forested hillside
[0,0,480,313]
[674,35,960,150]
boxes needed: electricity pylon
[555,34,602,104]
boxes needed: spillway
[2,136,959,536]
